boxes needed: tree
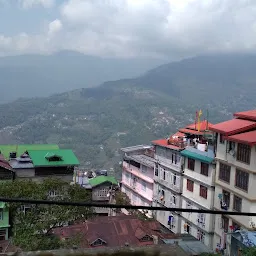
[0,178,93,251]
[242,247,256,256]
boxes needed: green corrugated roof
[89,176,118,187]
[181,150,214,164]
[27,149,79,167]
[0,144,59,159]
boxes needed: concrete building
[180,143,215,248]
[152,131,184,234]
[120,145,155,217]
[210,110,256,254]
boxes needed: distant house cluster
[120,109,256,256]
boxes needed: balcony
[123,162,153,184]
[154,176,181,193]
[155,156,182,173]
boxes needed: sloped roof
[234,109,256,121]
[185,120,213,131]
[0,155,12,171]
[28,149,79,167]
[88,176,118,187]
[210,118,256,135]
[53,215,169,248]
[0,144,59,159]
[225,130,256,146]
[181,147,215,164]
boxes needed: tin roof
[225,130,256,146]
[210,119,256,135]
[0,155,12,171]
[88,176,118,187]
[234,109,256,121]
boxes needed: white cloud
[19,0,55,9]
[48,19,63,36]
[2,0,256,58]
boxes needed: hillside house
[26,149,80,182]
[89,176,118,216]
[0,202,10,241]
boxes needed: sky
[1,0,256,59]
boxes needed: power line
[0,197,255,216]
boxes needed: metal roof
[225,130,256,146]
[234,109,256,121]
[210,118,256,136]
[9,159,34,169]
[181,147,215,164]
[120,145,152,153]
[126,154,155,168]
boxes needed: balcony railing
[123,163,154,184]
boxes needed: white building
[120,145,155,217]
[152,132,184,234]
[210,110,256,255]
[180,144,215,249]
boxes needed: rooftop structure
[0,144,59,160]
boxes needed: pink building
[120,145,155,216]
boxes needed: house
[53,215,175,248]
[120,145,155,218]
[89,176,118,216]
[9,149,79,182]
[210,109,256,254]
[0,154,14,180]
[0,202,10,241]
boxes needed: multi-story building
[120,145,155,217]
[180,139,215,248]
[152,120,214,236]
[210,110,256,254]
[152,131,185,233]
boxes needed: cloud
[19,0,55,9]
[1,0,256,58]
[48,19,63,36]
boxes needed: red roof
[152,139,183,151]
[210,119,256,136]
[185,120,213,131]
[234,110,256,121]
[225,130,256,146]
[0,154,12,171]
[53,215,178,248]
[171,131,185,138]
[178,128,211,136]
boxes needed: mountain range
[0,53,255,177]
[1,50,165,103]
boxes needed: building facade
[121,145,155,217]
[180,145,215,248]
[210,110,256,254]
[152,132,184,234]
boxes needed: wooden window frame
[200,162,209,176]
[219,163,231,183]
[187,158,195,171]
[199,185,208,199]
[187,179,194,192]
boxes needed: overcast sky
[1,0,256,59]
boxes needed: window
[235,169,249,192]
[219,133,225,144]
[174,153,177,164]
[163,170,166,180]
[197,212,206,228]
[197,230,205,243]
[187,158,195,171]
[237,143,251,164]
[141,165,147,173]
[233,195,242,212]
[187,179,194,192]
[0,209,2,220]
[228,141,235,152]
[219,163,231,183]
[199,185,208,199]
[91,238,106,247]
[184,222,190,234]
[173,173,177,185]
[154,165,158,176]
[142,181,146,191]
[170,195,176,207]
[232,221,240,232]
[201,163,209,176]
[140,235,153,242]
[221,216,229,233]
[222,190,230,209]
